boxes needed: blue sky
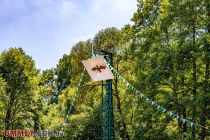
[0,0,137,70]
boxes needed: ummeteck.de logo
[0,130,64,138]
[3,130,33,137]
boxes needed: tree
[0,48,38,134]
[200,0,210,139]
[131,0,210,139]
[55,54,71,92]
[0,75,6,135]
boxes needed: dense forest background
[0,0,210,139]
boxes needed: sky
[0,0,137,70]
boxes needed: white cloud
[0,0,137,70]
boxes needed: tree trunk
[4,91,15,140]
[180,74,185,133]
[192,17,197,139]
[114,63,129,140]
[183,108,187,132]
[30,109,39,132]
[5,92,15,130]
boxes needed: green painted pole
[101,50,114,140]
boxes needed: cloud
[0,0,137,70]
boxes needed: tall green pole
[101,50,114,140]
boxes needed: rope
[61,68,85,129]
[61,53,209,133]
[98,54,210,132]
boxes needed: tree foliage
[0,0,210,139]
